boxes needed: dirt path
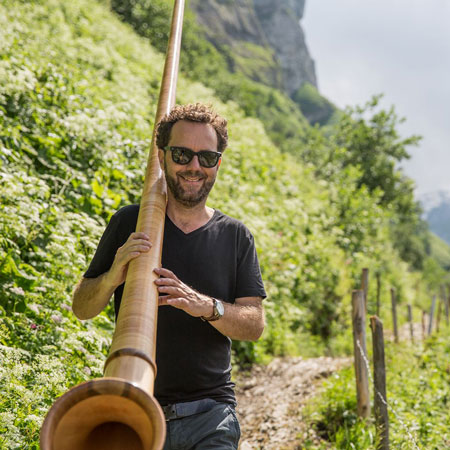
[235,356,351,449]
[233,320,425,449]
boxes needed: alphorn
[40,1,185,448]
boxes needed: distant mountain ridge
[420,190,450,245]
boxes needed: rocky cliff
[253,0,316,96]
[189,0,316,95]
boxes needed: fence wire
[356,339,421,450]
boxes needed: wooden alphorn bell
[40,1,185,448]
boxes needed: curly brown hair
[156,103,228,153]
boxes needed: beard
[164,166,216,208]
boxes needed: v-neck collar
[166,209,219,237]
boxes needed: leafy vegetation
[428,233,450,270]
[0,0,448,448]
[300,96,430,271]
[304,332,450,449]
[293,82,337,126]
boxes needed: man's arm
[211,296,264,341]
[72,232,152,320]
[72,274,117,320]
[154,267,265,341]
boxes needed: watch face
[215,299,225,316]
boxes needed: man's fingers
[158,295,187,307]
[128,232,150,241]
[157,286,182,296]
[124,239,152,250]
[154,277,179,286]
[117,241,151,260]
[158,295,170,306]
[125,243,152,253]
[113,244,151,273]
[166,298,189,309]
[154,267,178,280]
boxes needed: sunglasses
[163,146,222,168]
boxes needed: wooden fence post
[370,316,389,450]
[352,290,371,418]
[442,285,449,327]
[436,296,442,333]
[407,304,414,344]
[362,268,369,314]
[376,273,381,317]
[390,288,398,343]
[428,295,436,336]
[421,311,426,341]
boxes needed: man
[72,103,266,449]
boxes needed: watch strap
[201,298,223,322]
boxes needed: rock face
[190,0,266,47]
[189,0,282,87]
[189,0,316,94]
[254,0,316,95]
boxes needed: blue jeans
[163,402,241,450]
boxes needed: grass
[302,328,450,449]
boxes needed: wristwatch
[201,298,224,322]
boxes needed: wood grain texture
[428,295,437,336]
[370,316,389,450]
[40,378,165,450]
[105,0,186,379]
[361,268,369,314]
[390,288,398,343]
[352,289,371,419]
[407,304,414,344]
[41,1,186,448]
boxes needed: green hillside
[0,0,449,447]
[429,233,450,270]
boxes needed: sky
[302,0,450,196]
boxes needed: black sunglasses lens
[168,147,220,167]
[171,147,193,165]
[198,152,220,168]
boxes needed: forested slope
[0,0,448,447]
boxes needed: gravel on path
[235,356,351,449]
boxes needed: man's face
[160,120,221,208]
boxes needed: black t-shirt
[84,205,266,405]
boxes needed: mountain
[190,0,314,93]
[420,190,450,245]
[189,0,336,125]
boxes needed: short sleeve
[84,214,120,278]
[235,226,266,300]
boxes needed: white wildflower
[10,286,25,296]
[51,314,62,323]
[27,303,40,314]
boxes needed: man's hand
[154,267,214,318]
[72,232,152,320]
[154,267,265,341]
[105,232,152,289]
